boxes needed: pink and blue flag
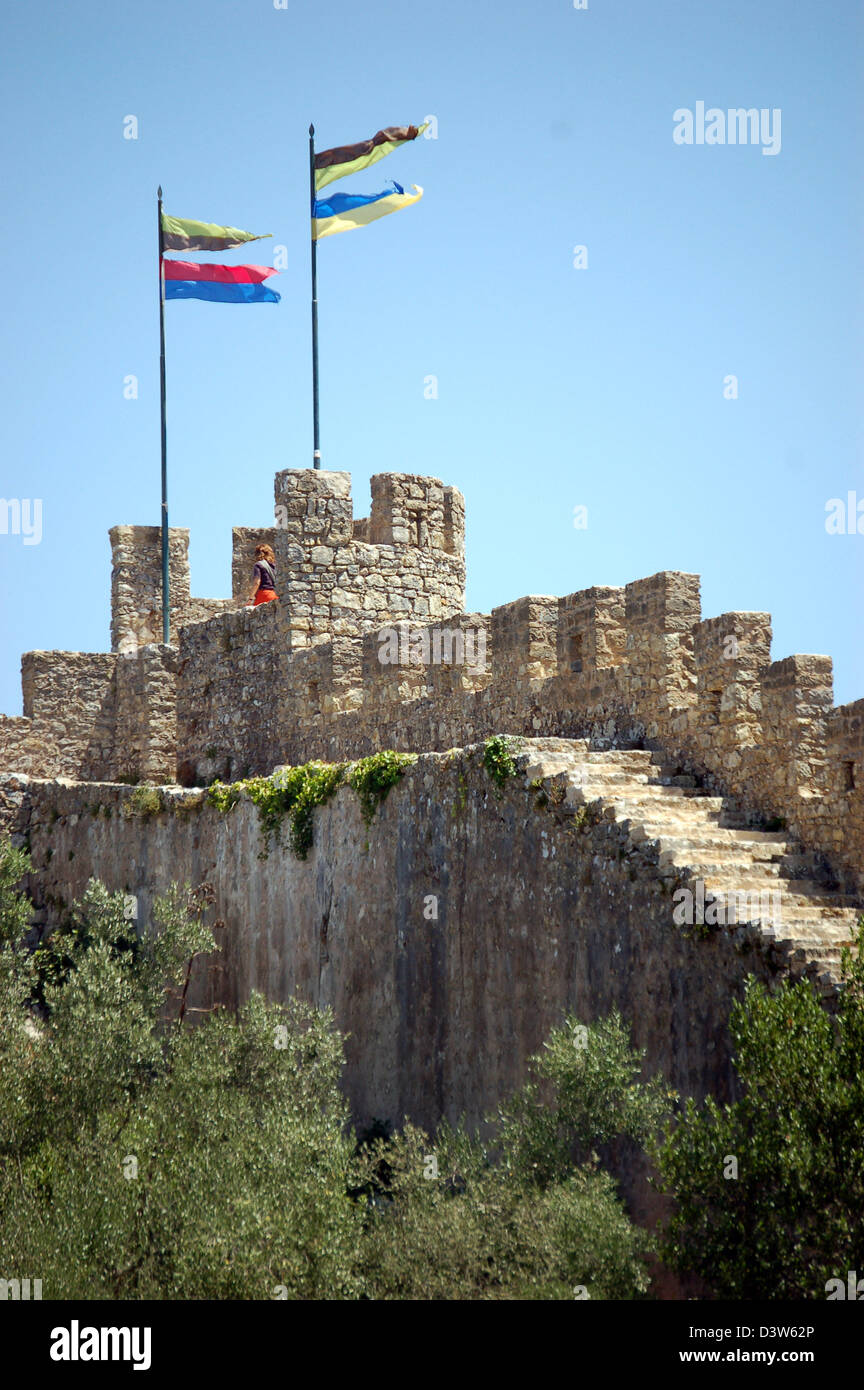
[162,257,280,304]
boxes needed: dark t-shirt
[254,560,277,592]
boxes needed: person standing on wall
[248,543,278,606]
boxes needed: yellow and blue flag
[312,180,423,240]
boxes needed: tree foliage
[0,837,667,1300]
[655,922,864,1299]
[0,848,362,1299]
[357,1012,671,1300]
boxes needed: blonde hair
[255,544,276,566]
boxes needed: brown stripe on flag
[161,232,244,252]
[315,125,420,170]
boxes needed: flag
[162,260,277,283]
[162,257,280,302]
[314,123,428,192]
[165,281,280,303]
[160,212,270,253]
[313,182,423,240]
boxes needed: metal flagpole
[157,186,170,641]
[308,125,321,469]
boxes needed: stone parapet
[0,471,859,899]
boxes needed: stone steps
[518,738,862,991]
[654,834,791,860]
[667,854,792,877]
[573,784,729,811]
[601,800,753,833]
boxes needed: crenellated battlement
[269,469,465,647]
[1,469,861,899]
[110,470,465,655]
[110,525,236,652]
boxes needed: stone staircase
[517,738,862,995]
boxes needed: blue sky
[0,0,861,714]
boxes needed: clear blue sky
[1,0,861,715]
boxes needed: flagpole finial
[309,123,315,136]
[157,185,162,199]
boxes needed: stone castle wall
[0,461,861,1250]
[110,525,234,652]
[272,469,465,647]
[2,748,787,1235]
[171,574,863,900]
[0,646,179,786]
[0,471,861,898]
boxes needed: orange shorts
[254,588,278,606]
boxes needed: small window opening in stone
[308,680,320,704]
[843,760,856,792]
[568,632,583,674]
[707,688,722,724]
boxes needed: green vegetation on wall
[482,735,520,793]
[206,751,417,859]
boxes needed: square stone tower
[273,470,465,647]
